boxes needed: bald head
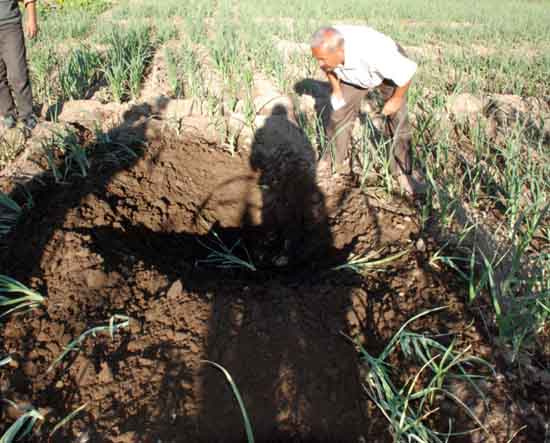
[310,27,344,53]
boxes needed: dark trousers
[324,79,413,176]
[0,22,33,119]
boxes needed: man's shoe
[396,169,428,197]
[22,114,38,131]
[1,115,17,130]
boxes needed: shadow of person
[196,104,367,441]
[294,79,332,144]
[247,104,332,267]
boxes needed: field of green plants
[0,0,549,441]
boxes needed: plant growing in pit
[0,193,22,239]
[197,231,256,272]
[47,314,132,372]
[0,275,45,319]
[354,307,494,443]
[0,401,44,443]
[333,248,410,274]
[203,360,255,443]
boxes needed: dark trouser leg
[0,22,33,119]
[377,80,413,175]
[324,82,368,167]
[0,56,16,118]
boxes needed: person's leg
[0,36,17,121]
[377,80,413,176]
[389,99,413,176]
[378,80,426,195]
[3,22,34,120]
[323,82,368,170]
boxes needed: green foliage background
[42,0,111,14]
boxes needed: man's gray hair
[310,27,344,52]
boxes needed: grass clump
[41,130,90,183]
[0,193,23,239]
[104,25,154,102]
[0,401,44,443]
[0,275,45,319]
[197,231,256,272]
[59,47,103,100]
[355,307,493,442]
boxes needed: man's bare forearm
[26,1,37,20]
[382,79,412,116]
[391,79,411,100]
[326,71,341,95]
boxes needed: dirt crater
[1,118,528,442]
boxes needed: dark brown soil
[0,115,544,442]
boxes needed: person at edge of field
[310,25,425,196]
[0,0,39,132]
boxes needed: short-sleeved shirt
[0,0,34,26]
[332,25,417,89]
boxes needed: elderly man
[310,25,423,195]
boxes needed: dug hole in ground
[0,88,538,442]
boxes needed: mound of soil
[0,116,535,442]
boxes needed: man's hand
[330,94,346,111]
[382,96,404,116]
[382,80,411,116]
[25,1,38,39]
[326,71,345,110]
[26,18,38,38]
